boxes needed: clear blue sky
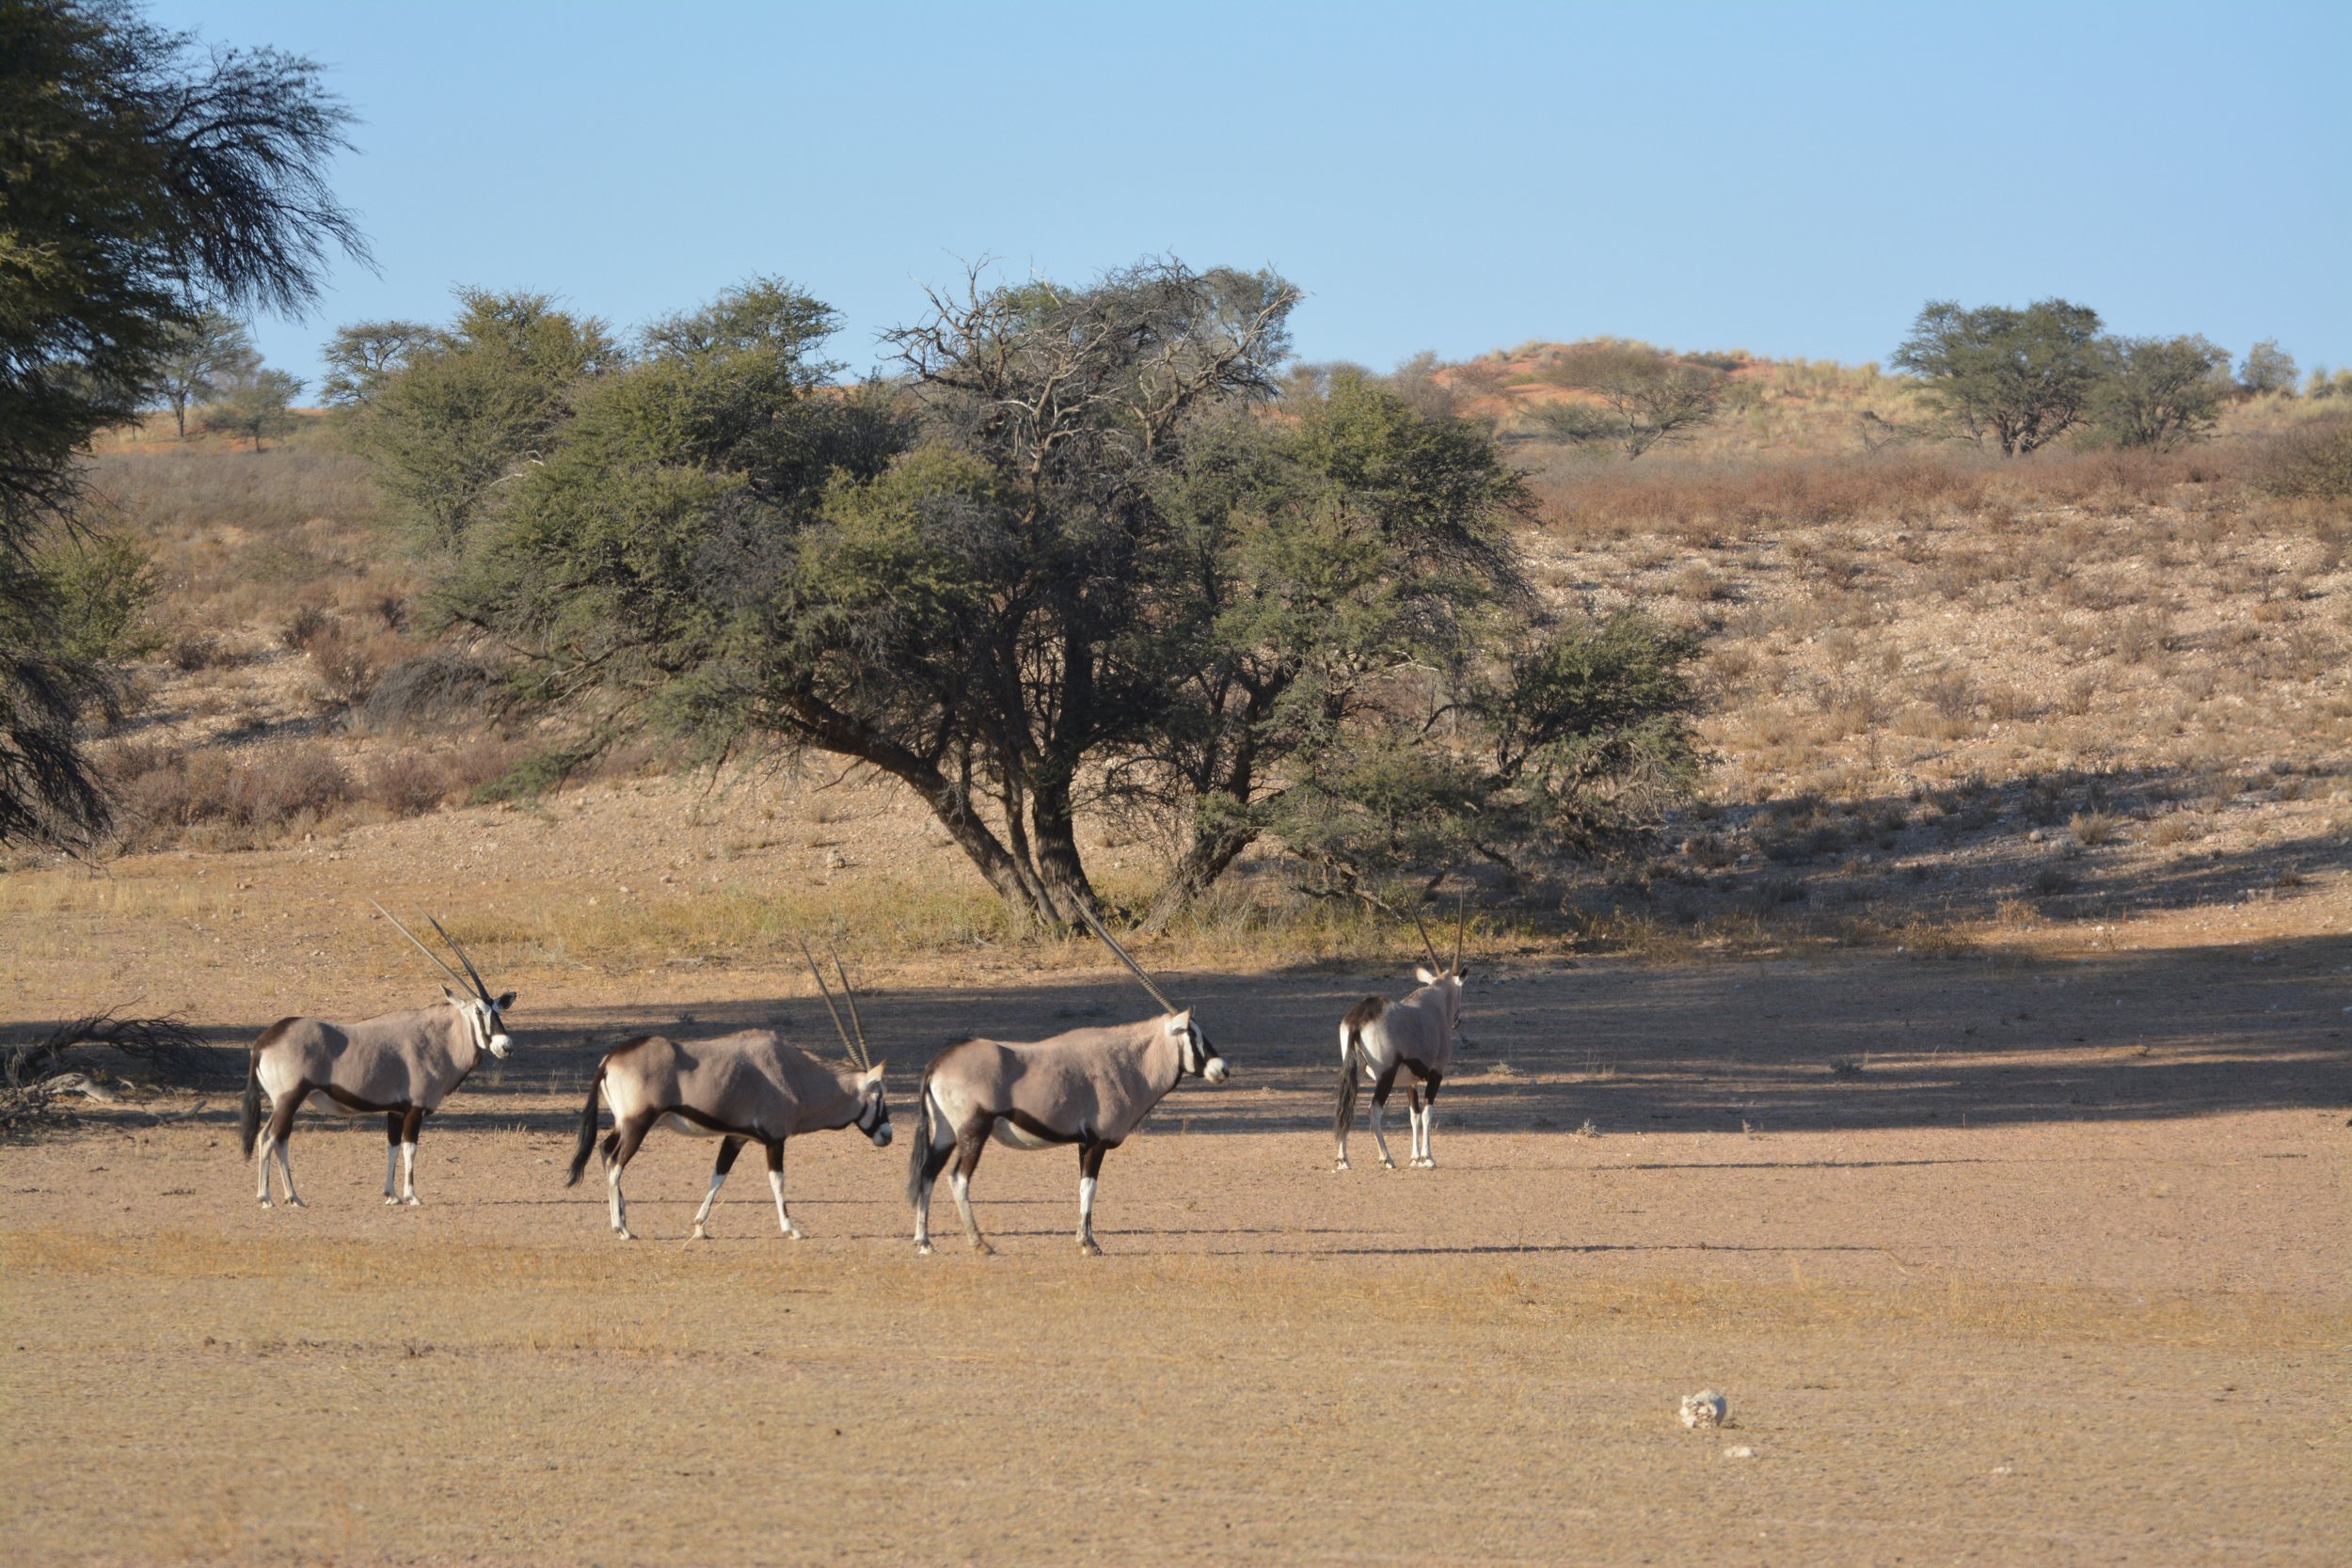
[149,1,2352,390]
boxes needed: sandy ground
[5,931,2348,1565]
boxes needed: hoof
[383,1196,400,1207]
[1378,1158,1397,1171]
[258,1197,273,1209]
[403,1195,421,1208]
[691,1225,710,1242]
[971,1240,996,1257]
[614,1227,634,1241]
[916,1242,933,1257]
[1078,1239,1101,1258]
[783,1227,805,1242]
[1333,1159,1350,1172]
[286,1196,308,1209]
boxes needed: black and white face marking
[444,987,515,1059]
[1171,1015,1229,1085]
[857,1080,892,1146]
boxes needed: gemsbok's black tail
[564,1061,607,1187]
[904,1070,935,1210]
[237,1044,263,1158]
[1335,1020,1365,1144]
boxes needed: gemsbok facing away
[239,904,515,1209]
[1334,901,1469,1172]
[565,942,891,1241]
[909,909,1230,1257]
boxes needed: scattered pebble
[1681,1389,1726,1429]
[1724,1445,1756,1460]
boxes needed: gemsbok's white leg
[607,1162,631,1240]
[257,1133,276,1207]
[1077,1174,1099,1255]
[1371,1096,1399,1170]
[274,1136,305,1208]
[691,1168,727,1240]
[381,1139,399,1203]
[768,1166,802,1240]
[398,1140,420,1205]
[950,1170,991,1255]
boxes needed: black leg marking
[384,1111,402,1147]
[714,1135,746,1177]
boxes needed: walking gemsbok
[1333,900,1469,1172]
[565,942,891,1241]
[239,903,516,1209]
[908,909,1230,1256]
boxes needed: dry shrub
[1995,447,2225,514]
[358,649,497,736]
[278,602,331,652]
[103,740,354,850]
[364,751,451,817]
[2256,413,2352,500]
[1540,452,1992,539]
[164,629,236,672]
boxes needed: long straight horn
[796,937,860,1064]
[1074,903,1175,1014]
[1452,892,1467,975]
[371,900,469,993]
[1408,905,1444,974]
[425,913,496,1005]
[828,944,872,1071]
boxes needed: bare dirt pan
[4,941,2347,1566]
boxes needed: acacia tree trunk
[1139,819,1258,933]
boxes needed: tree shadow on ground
[1613,761,2341,930]
[27,927,2343,1142]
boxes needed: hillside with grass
[17,354,2349,972]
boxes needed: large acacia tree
[0,0,364,845]
[437,262,1703,927]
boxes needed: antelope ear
[1414,966,1438,986]
[1164,1009,1192,1035]
[442,985,462,1004]
[495,990,516,1009]
[1453,968,1470,985]
[864,1063,886,1085]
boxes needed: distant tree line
[335,267,1706,927]
[1891,300,2307,455]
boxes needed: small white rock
[1724,1445,1756,1460]
[1680,1389,1726,1429]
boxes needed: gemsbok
[1333,901,1469,1172]
[565,942,892,1241]
[908,908,1229,1256]
[238,904,515,1209]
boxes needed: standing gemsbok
[566,942,891,1242]
[239,904,516,1209]
[1334,900,1469,1172]
[909,909,1230,1257]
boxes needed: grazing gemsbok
[565,942,892,1242]
[238,904,515,1209]
[909,909,1230,1257]
[1334,900,1469,1172]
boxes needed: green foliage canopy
[2095,335,2233,450]
[0,0,361,846]
[1891,299,2106,456]
[428,264,1706,927]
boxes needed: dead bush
[358,649,498,736]
[2256,413,2352,500]
[364,751,452,817]
[164,630,236,672]
[102,739,354,850]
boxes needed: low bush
[2257,414,2352,500]
[103,740,354,850]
